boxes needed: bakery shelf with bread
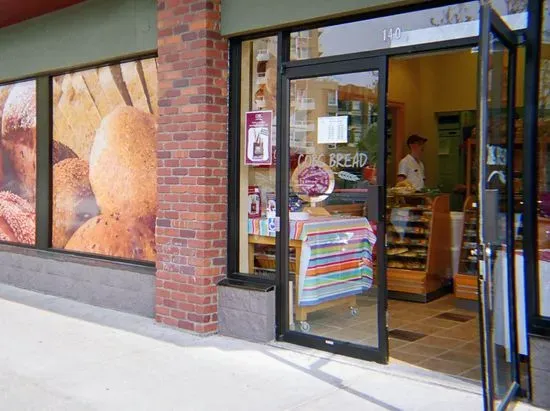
[386,194,451,302]
[50,57,158,263]
[455,196,479,301]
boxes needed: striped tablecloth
[249,216,377,307]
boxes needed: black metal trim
[279,55,389,362]
[477,7,494,409]
[36,77,51,250]
[523,0,546,336]
[376,56,389,362]
[284,55,386,80]
[281,331,386,363]
[227,39,242,277]
[505,42,520,386]
[489,11,520,49]
[276,31,291,338]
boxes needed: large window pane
[239,36,278,278]
[0,80,37,245]
[52,57,158,262]
[538,2,550,317]
[291,0,527,60]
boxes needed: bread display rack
[455,196,479,301]
[386,194,451,302]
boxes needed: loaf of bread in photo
[1,81,36,201]
[0,191,35,244]
[52,158,99,248]
[89,106,156,218]
[65,213,156,261]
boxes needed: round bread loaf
[65,213,156,261]
[89,106,156,218]
[52,158,99,248]
[0,191,35,244]
[1,81,36,201]
[52,140,77,165]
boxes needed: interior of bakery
[240,36,531,383]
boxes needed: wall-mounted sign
[245,110,272,165]
[317,115,348,144]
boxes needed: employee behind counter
[397,134,427,191]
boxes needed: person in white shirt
[397,134,427,191]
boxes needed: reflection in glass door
[477,4,521,410]
[281,58,387,362]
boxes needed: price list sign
[317,115,348,144]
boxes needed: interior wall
[388,47,526,189]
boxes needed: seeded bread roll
[89,106,156,218]
[1,81,36,201]
[52,158,99,248]
[52,140,77,165]
[65,214,156,261]
[0,191,35,244]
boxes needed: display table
[248,216,376,323]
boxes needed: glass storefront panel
[239,37,278,278]
[286,72,379,346]
[51,57,158,262]
[0,79,37,245]
[291,0,527,60]
[537,1,550,318]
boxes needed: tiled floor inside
[302,292,481,383]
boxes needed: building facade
[0,0,549,409]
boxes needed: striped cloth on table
[249,216,376,307]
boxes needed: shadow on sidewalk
[0,282,481,409]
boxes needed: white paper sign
[317,116,348,144]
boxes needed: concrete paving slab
[0,283,544,411]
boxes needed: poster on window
[52,58,158,262]
[0,80,37,245]
[245,110,272,165]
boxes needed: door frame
[276,55,389,363]
[226,1,531,382]
[477,3,522,410]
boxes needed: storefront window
[0,80,37,245]
[51,57,158,262]
[537,2,550,318]
[239,36,278,276]
[291,0,528,60]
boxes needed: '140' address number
[383,27,402,42]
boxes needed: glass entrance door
[279,57,388,362]
[477,4,521,410]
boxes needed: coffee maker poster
[245,110,272,165]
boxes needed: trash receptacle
[217,276,275,343]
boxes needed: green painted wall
[221,0,416,36]
[0,0,157,83]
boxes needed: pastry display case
[454,196,479,301]
[386,193,451,302]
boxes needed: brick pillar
[155,0,228,333]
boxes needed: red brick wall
[155,0,228,333]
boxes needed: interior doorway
[385,44,525,386]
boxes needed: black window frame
[0,52,158,269]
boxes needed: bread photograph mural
[52,57,158,262]
[0,80,37,245]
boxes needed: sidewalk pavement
[0,283,542,411]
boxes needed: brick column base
[155,0,228,333]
